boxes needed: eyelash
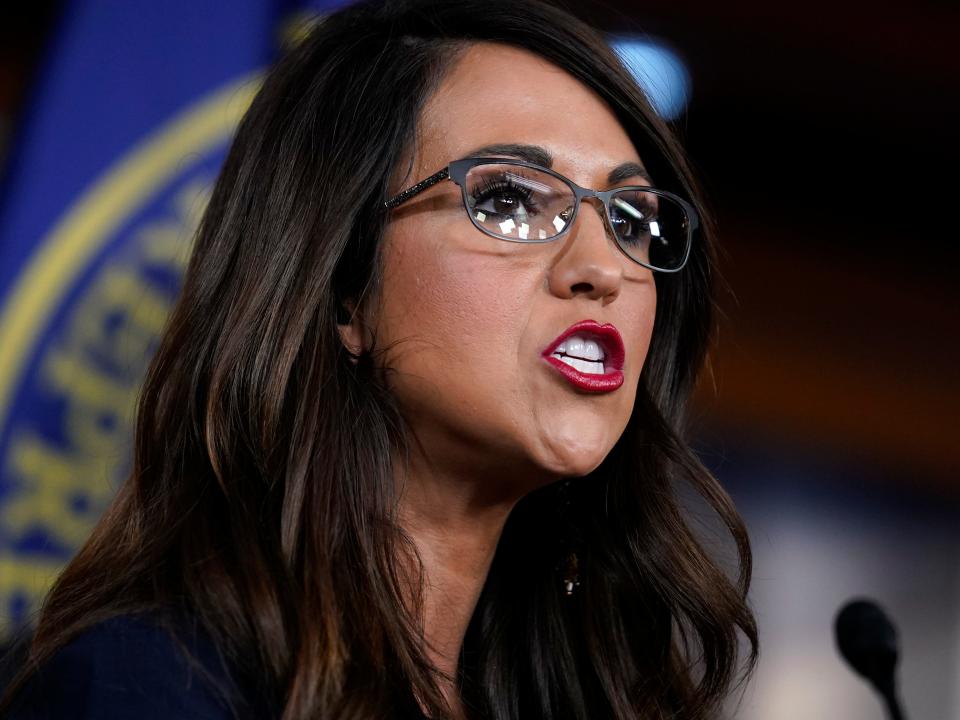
[470,173,539,211]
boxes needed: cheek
[374,231,531,410]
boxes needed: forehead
[413,42,643,187]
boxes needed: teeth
[552,353,605,375]
[552,334,606,361]
[582,339,602,361]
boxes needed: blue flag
[0,0,351,635]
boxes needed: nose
[546,197,623,302]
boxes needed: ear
[336,299,365,357]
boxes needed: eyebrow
[462,142,651,185]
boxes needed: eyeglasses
[383,156,698,272]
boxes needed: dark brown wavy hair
[1,0,757,717]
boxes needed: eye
[469,174,542,220]
[610,194,658,245]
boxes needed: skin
[340,42,657,716]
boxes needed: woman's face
[351,43,657,491]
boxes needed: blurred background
[0,1,957,717]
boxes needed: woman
[2,0,758,717]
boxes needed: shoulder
[8,612,266,720]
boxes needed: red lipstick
[541,319,625,393]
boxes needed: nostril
[570,282,594,294]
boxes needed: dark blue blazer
[7,614,273,719]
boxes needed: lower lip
[544,356,624,393]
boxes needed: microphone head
[834,598,899,694]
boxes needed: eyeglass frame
[382,156,698,273]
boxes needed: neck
[397,472,513,681]
[395,445,557,718]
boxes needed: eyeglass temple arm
[383,168,450,210]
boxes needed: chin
[535,427,619,479]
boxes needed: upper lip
[541,319,625,371]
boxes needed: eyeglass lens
[463,163,689,271]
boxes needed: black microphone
[834,598,907,720]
